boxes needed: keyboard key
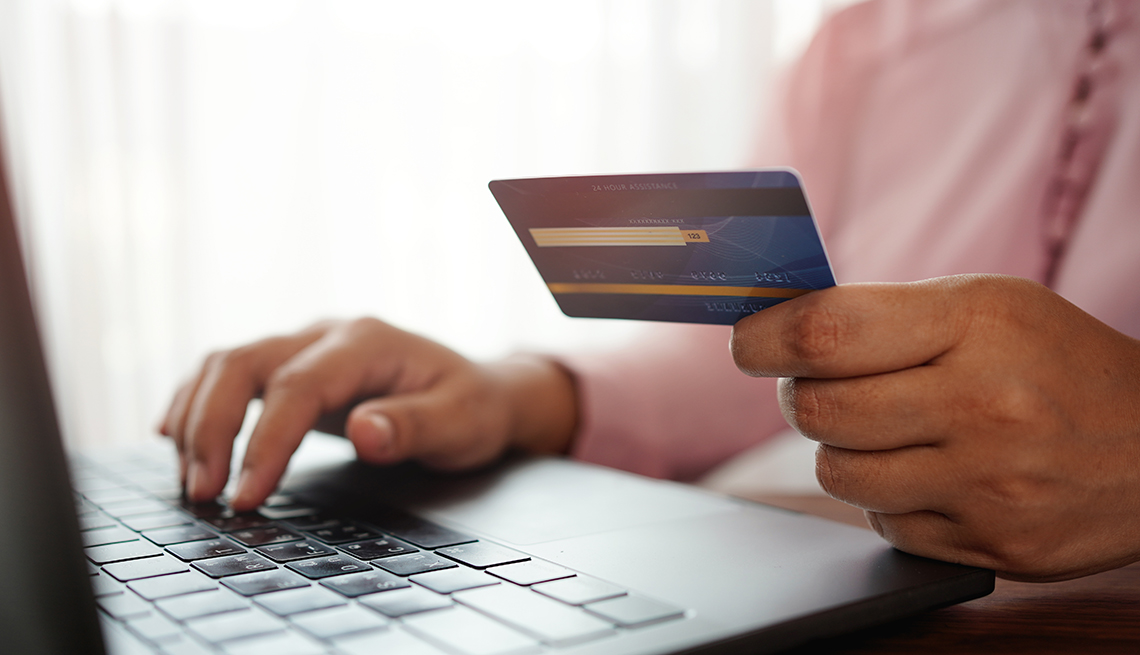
[157,588,249,621]
[206,513,273,532]
[186,608,287,644]
[96,591,152,620]
[84,486,146,505]
[104,555,189,581]
[83,526,139,547]
[86,541,163,564]
[90,572,125,596]
[120,510,191,532]
[286,554,371,579]
[256,538,337,563]
[403,605,540,655]
[289,604,389,639]
[410,568,499,595]
[101,498,171,518]
[230,526,302,547]
[358,586,452,617]
[532,577,625,606]
[222,629,329,655]
[338,537,417,560]
[320,570,411,597]
[372,516,476,549]
[335,627,450,655]
[129,571,218,600]
[455,584,614,647]
[487,561,575,586]
[193,553,277,578]
[222,570,310,596]
[179,499,230,519]
[436,543,529,569]
[305,521,380,545]
[372,552,456,576]
[125,612,183,643]
[282,513,340,531]
[584,595,684,627]
[79,512,117,531]
[167,538,245,561]
[143,525,218,546]
[254,586,346,616]
[257,505,320,521]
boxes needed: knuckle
[814,445,850,500]
[779,379,832,438]
[788,301,848,367]
[265,365,316,398]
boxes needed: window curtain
[0,0,851,449]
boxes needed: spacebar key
[454,585,615,647]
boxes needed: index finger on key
[730,278,967,379]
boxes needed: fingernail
[368,413,394,458]
[186,463,205,500]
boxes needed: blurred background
[0,0,854,450]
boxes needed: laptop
[0,112,994,655]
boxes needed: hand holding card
[490,170,835,325]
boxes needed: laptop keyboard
[72,451,687,654]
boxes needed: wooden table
[749,495,1140,654]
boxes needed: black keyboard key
[358,586,452,617]
[372,516,476,549]
[193,553,278,578]
[253,586,346,616]
[305,521,379,545]
[222,570,309,596]
[257,504,319,521]
[410,568,499,595]
[282,513,340,531]
[436,542,529,569]
[166,538,245,562]
[583,595,684,627]
[143,525,218,546]
[178,499,229,519]
[205,513,272,532]
[120,511,191,532]
[319,570,410,597]
[103,555,189,582]
[256,539,337,563]
[285,554,371,579]
[86,541,163,564]
[338,537,417,560]
[229,526,302,547]
[128,571,218,600]
[372,552,456,577]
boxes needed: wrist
[484,354,579,456]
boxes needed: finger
[345,380,505,472]
[814,443,956,515]
[778,365,949,450]
[731,277,974,379]
[160,369,209,484]
[863,510,981,567]
[183,331,327,502]
[229,321,412,509]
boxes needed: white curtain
[0,0,852,449]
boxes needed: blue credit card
[489,170,836,325]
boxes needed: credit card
[489,170,836,325]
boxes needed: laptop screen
[0,105,108,654]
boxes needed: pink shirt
[564,0,1140,480]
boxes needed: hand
[160,318,578,511]
[730,274,1140,581]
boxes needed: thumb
[344,390,506,470]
